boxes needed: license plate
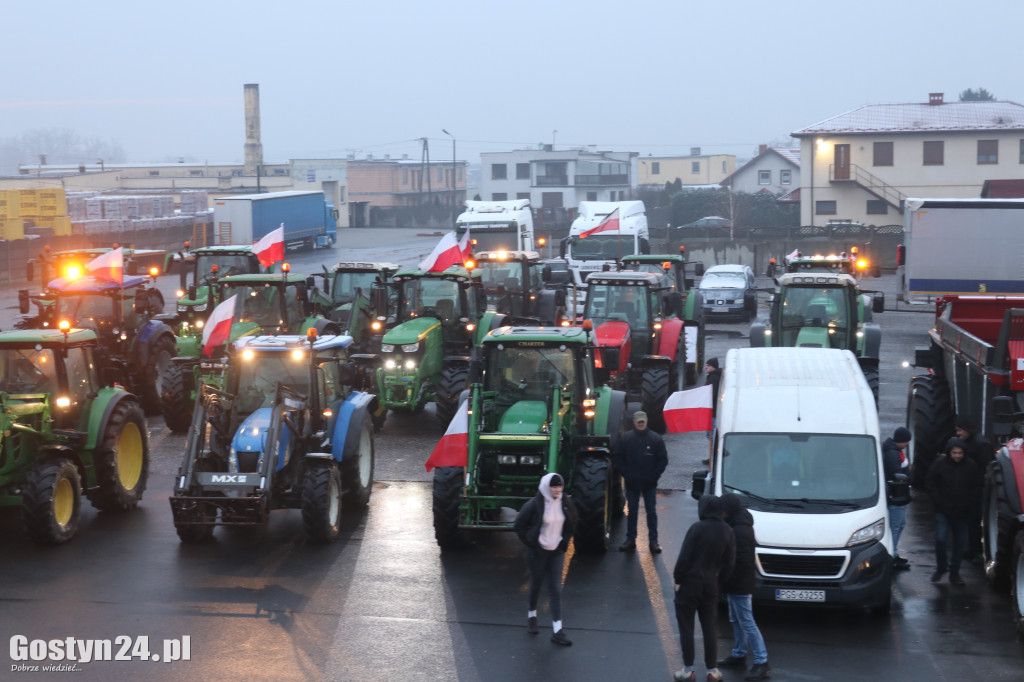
[712,307,729,313]
[775,589,825,602]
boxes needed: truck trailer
[213,191,337,251]
[455,199,534,253]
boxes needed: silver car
[699,264,758,322]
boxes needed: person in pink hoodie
[514,472,579,645]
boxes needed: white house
[720,146,800,195]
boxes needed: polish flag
[664,385,713,433]
[786,248,800,261]
[254,225,285,268]
[85,247,124,285]
[201,294,239,357]
[425,400,469,471]
[580,207,620,238]
[419,230,472,273]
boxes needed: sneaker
[619,540,636,552]
[717,655,747,668]
[930,568,946,583]
[745,661,771,680]
[707,671,724,681]
[527,616,538,635]
[949,573,965,586]
[893,556,911,571]
[650,542,663,554]
[550,630,572,646]
[673,671,696,682]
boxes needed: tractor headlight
[177,304,188,312]
[499,455,518,465]
[520,455,542,465]
[385,359,397,370]
[381,344,395,353]
[176,289,185,298]
[55,396,71,408]
[196,320,204,329]
[194,303,207,312]
[401,343,419,352]
[847,518,885,546]
[371,320,382,331]
[404,359,416,370]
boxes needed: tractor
[17,272,176,414]
[307,260,399,352]
[750,272,884,402]
[160,268,342,433]
[169,332,378,544]
[580,270,691,432]
[0,327,150,544]
[374,265,503,428]
[620,248,706,384]
[783,249,871,279]
[472,250,565,325]
[431,325,627,552]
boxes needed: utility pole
[442,129,456,223]
[420,137,431,205]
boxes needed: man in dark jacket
[925,437,982,585]
[672,495,735,682]
[702,358,723,465]
[954,417,994,562]
[617,410,669,554]
[882,426,913,570]
[718,494,770,681]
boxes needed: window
[652,162,660,175]
[492,193,507,201]
[815,200,837,215]
[516,163,530,180]
[148,170,159,177]
[189,170,203,176]
[587,192,597,201]
[923,141,944,166]
[402,168,408,184]
[691,161,700,174]
[516,192,530,200]
[873,142,893,166]
[780,170,792,185]
[272,168,286,176]
[866,200,888,215]
[437,167,443,181]
[978,139,998,164]
[491,163,507,179]
[722,160,727,173]
[758,170,771,185]
[1020,139,1024,164]
[231,169,242,177]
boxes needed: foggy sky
[2,0,1019,167]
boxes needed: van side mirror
[599,346,620,371]
[694,262,705,277]
[559,238,567,259]
[691,470,709,500]
[887,473,911,506]
[542,265,552,283]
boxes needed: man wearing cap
[882,426,913,570]
[617,410,669,553]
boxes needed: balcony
[535,175,569,186]
[574,174,628,186]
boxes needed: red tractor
[580,271,691,432]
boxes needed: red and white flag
[664,385,713,433]
[85,247,124,284]
[419,230,472,273]
[786,248,800,261]
[425,400,469,471]
[580,207,620,238]
[201,294,238,357]
[254,225,285,268]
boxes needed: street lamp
[442,129,456,223]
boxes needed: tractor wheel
[669,331,686,392]
[436,364,469,428]
[1012,531,1024,637]
[983,462,1017,589]
[174,503,215,543]
[301,462,343,544]
[342,416,375,509]
[641,366,671,433]
[572,457,611,553]
[432,466,467,549]
[21,458,82,545]
[906,375,954,487]
[147,288,165,316]
[605,390,628,519]
[140,334,175,415]
[86,399,150,512]
[160,363,193,434]
[862,367,880,408]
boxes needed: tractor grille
[757,551,848,578]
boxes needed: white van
[691,347,906,613]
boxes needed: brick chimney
[759,144,768,155]
[929,92,944,105]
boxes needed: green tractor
[431,325,627,552]
[472,250,567,325]
[308,260,399,352]
[17,273,176,414]
[169,332,378,544]
[749,272,884,400]
[160,269,342,433]
[620,248,706,384]
[0,328,150,544]
[375,265,502,428]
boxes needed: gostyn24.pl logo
[10,635,191,668]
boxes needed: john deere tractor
[472,250,565,325]
[581,271,691,432]
[160,269,341,433]
[164,244,266,326]
[431,325,627,552]
[750,272,884,400]
[308,260,399,352]
[169,332,378,544]
[17,273,176,414]
[375,265,502,428]
[0,328,150,544]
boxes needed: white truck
[455,199,534,253]
[691,347,908,614]
[899,197,1024,301]
[562,200,649,290]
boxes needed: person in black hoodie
[514,472,579,645]
[882,426,913,570]
[718,494,770,681]
[672,494,735,682]
[617,410,669,554]
[925,437,982,585]
[954,417,994,563]
[702,358,723,465]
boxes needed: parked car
[698,264,758,322]
[677,216,732,231]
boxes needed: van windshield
[721,433,879,511]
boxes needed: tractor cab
[389,267,483,345]
[473,250,564,325]
[766,273,874,350]
[166,245,265,328]
[620,248,705,293]
[308,261,398,351]
[217,272,317,338]
[583,271,679,367]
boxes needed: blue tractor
[169,332,378,543]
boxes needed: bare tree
[0,128,125,175]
